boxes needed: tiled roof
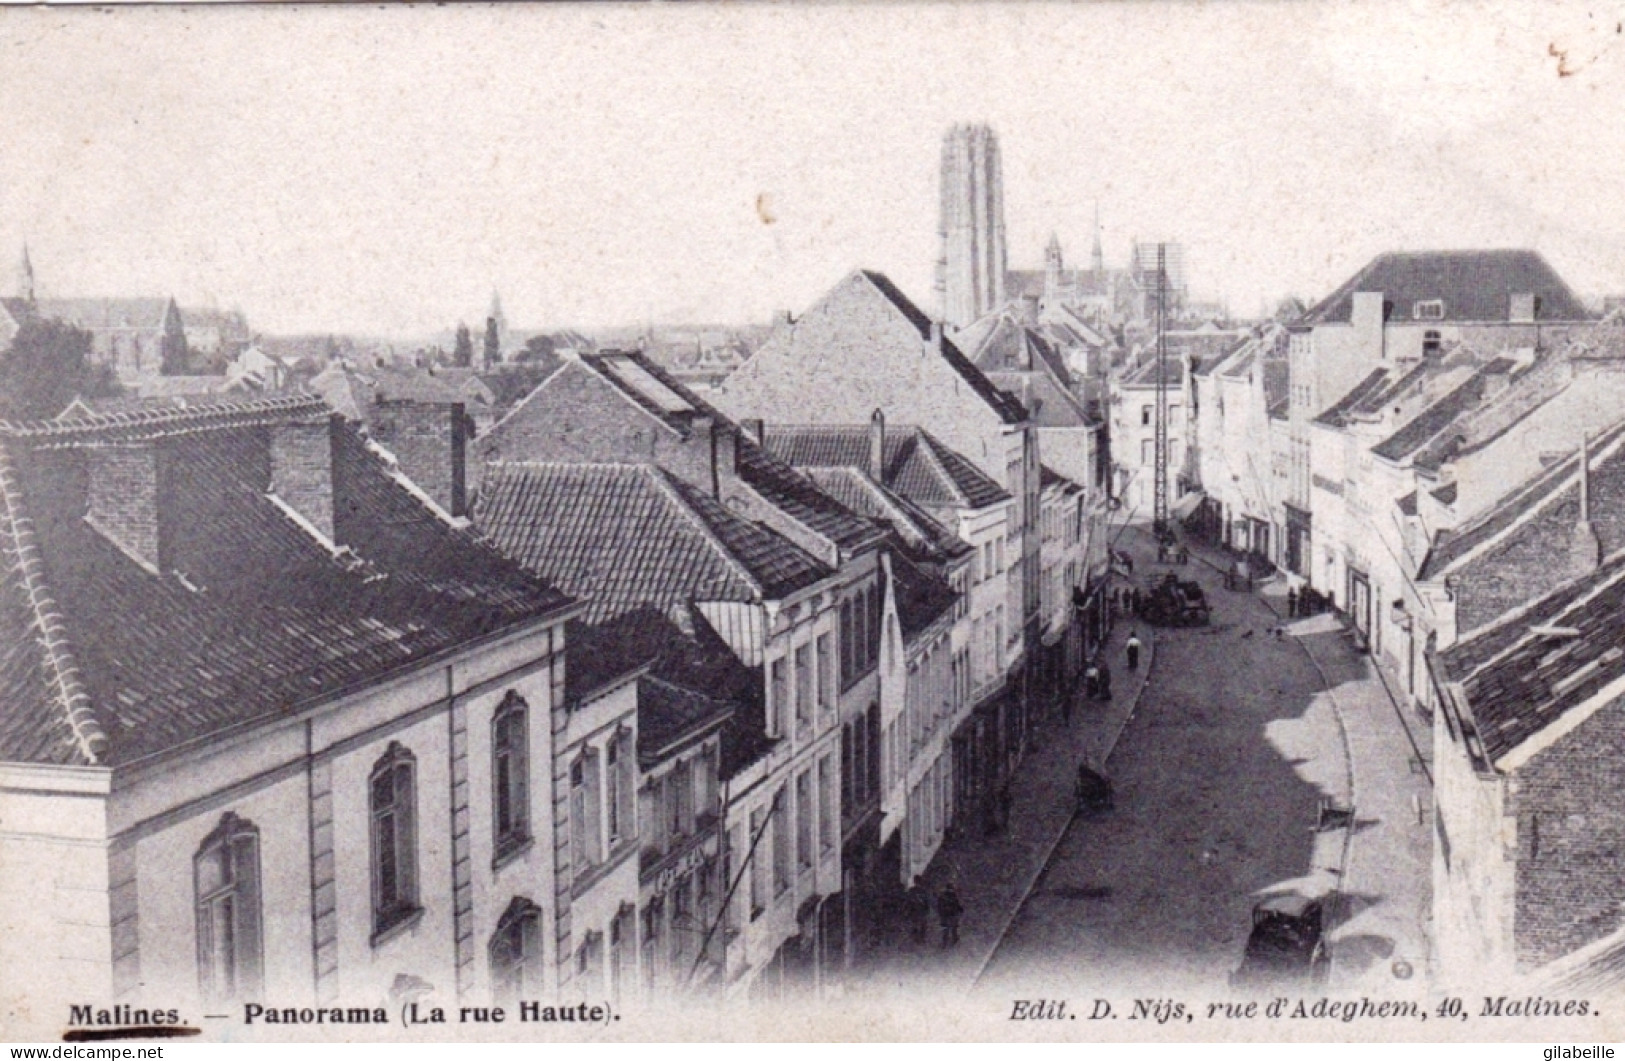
[1371,360,1514,462]
[474,462,833,623]
[1418,418,1625,580]
[803,466,972,563]
[856,271,1028,425]
[0,405,571,768]
[1312,369,1392,427]
[889,553,959,641]
[761,423,1010,510]
[1436,552,1625,765]
[579,352,883,553]
[1301,250,1593,326]
[1119,353,1188,388]
[638,677,736,766]
[1040,464,1083,493]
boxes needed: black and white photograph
[2,0,1625,1044]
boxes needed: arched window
[195,813,263,1001]
[488,897,542,1004]
[370,742,420,938]
[1423,330,1442,357]
[491,693,530,861]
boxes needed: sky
[2,1,1625,338]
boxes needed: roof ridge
[642,466,765,597]
[0,441,106,764]
[0,392,329,439]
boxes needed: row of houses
[1168,247,1625,985]
[0,267,1105,1023]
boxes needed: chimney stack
[85,445,164,570]
[869,409,886,481]
[698,417,738,500]
[270,415,336,540]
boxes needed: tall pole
[1153,243,1170,534]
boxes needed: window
[668,759,693,839]
[1423,329,1442,357]
[796,770,813,870]
[609,904,634,1003]
[995,537,1005,574]
[816,634,833,716]
[1141,438,1154,465]
[1413,299,1445,320]
[818,754,834,854]
[576,930,604,990]
[1141,404,1152,426]
[794,644,812,730]
[770,657,789,736]
[489,898,542,1003]
[492,693,530,862]
[369,743,419,938]
[641,898,663,991]
[696,745,718,825]
[571,749,602,874]
[748,809,766,918]
[606,729,634,851]
[772,787,791,894]
[195,813,263,1001]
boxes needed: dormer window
[1423,330,1442,357]
[1413,300,1445,321]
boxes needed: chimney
[1351,291,1387,359]
[697,417,738,500]
[370,400,468,517]
[1572,431,1602,574]
[1510,293,1538,324]
[270,415,335,540]
[868,409,886,481]
[85,445,164,570]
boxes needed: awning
[1170,492,1203,519]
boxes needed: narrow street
[974,526,1430,997]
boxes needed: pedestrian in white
[1126,631,1143,672]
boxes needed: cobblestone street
[851,523,1434,1001]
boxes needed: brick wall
[474,362,710,493]
[270,417,336,540]
[1512,693,1625,969]
[86,445,162,569]
[371,400,467,516]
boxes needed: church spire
[17,243,34,303]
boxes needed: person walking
[1286,587,1298,618]
[937,883,964,948]
[905,876,930,943]
[1084,659,1100,700]
[1097,659,1113,701]
[1126,631,1142,672]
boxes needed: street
[976,527,1401,996]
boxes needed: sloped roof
[856,271,1028,425]
[1301,250,1592,326]
[1312,368,1392,427]
[579,351,882,553]
[474,462,833,623]
[1436,552,1625,766]
[761,423,1010,510]
[1371,360,1515,462]
[889,552,959,641]
[1119,353,1188,388]
[0,402,570,768]
[1418,417,1625,580]
[803,466,972,563]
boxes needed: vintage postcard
[2,0,1625,1045]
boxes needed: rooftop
[761,423,1010,510]
[0,399,571,768]
[474,461,834,623]
[1301,250,1592,327]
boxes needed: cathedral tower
[935,124,1007,329]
